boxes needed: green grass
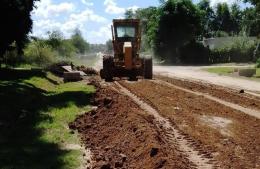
[0,69,95,169]
[205,67,235,75]
[204,67,260,81]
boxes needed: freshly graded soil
[156,75,260,111]
[70,76,260,169]
[121,79,260,169]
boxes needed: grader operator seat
[100,19,153,81]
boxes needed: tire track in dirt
[114,81,217,169]
[154,80,260,119]
[156,75,260,111]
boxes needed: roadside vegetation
[257,58,260,68]
[205,67,260,80]
[2,29,95,68]
[123,0,260,65]
[0,69,95,169]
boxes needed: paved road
[154,66,260,94]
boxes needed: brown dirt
[69,80,193,169]
[120,80,260,169]
[156,75,260,111]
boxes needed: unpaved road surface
[70,76,260,169]
[154,66,260,94]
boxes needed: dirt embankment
[156,75,260,111]
[121,80,260,169]
[69,79,192,169]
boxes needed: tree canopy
[154,0,202,62]
[70,28,90,54]
[0,0,38,58]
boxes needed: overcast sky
[31,0,249,44]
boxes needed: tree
[154,0,202,62]
[197,0,215,37]
[244,0,260,11]
[70,28,90,54]
[125,9,135,19]
[0,0,38,65]
[135,7,159,50]
[212,3,233,34]
[242,0,260,36]
[241,7,260,36]
[230,3,242,35]
[46,30,64,49]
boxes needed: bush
[57,40,76,58]
[214,31,229,37]
[257,58,260,68]
[3,48,21,67]
[210,37,258,63]
[24,40,57,67]
[179,41,210,64]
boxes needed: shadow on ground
[0,69,92,169]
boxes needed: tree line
[3,28,91,67]
[0,0,94,68]
[124,0,260,64]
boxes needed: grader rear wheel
[143,58,153,79]
[102,56,114,81]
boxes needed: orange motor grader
[100,19,153,81]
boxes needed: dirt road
[154,66,260,94]
[70,75,260,169]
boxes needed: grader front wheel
[102,56,114,81]
[143,58,153,79]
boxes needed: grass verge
[204,67,260,81]
[0,69,95,169]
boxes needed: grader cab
[100,19,153,81]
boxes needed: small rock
[104,97,112,105]
[90,110,97,116]
[133,127,137,132]
[115,161,123,168]
[100,163,111,169]
[93,115,98,119]
[86,124,92,129]
[150,148,159,157]
[156,159,167,168]
[104,146,110,151]
[239,89,244,94]
[120,153,127,162]
[68,123,76,130]
[96,155,102,162]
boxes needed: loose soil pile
[69,80,192,169]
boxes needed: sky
[31,0,249,44]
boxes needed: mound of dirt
[76,66,98,75]
[69,81,192,169]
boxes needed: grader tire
[103,56,114,81]
[144,58,153,79]
[100,69,105,79]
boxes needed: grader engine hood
[123,42,132,70]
